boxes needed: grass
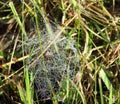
[0,0,120,104]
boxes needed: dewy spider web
[25,24,80,100]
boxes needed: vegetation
[0,0,120,104]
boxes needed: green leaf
[71,0,77,7]
[0,51,5,59]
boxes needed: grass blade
[99,68,112,91]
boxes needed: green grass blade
[70,80,86,104]
[9,2,27,36]
[99,68,112,91]
[25,68,32,104]
[71,0,77,7]
[17,83,26,103]
[109,85,113,104]
[99,78,104,104]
